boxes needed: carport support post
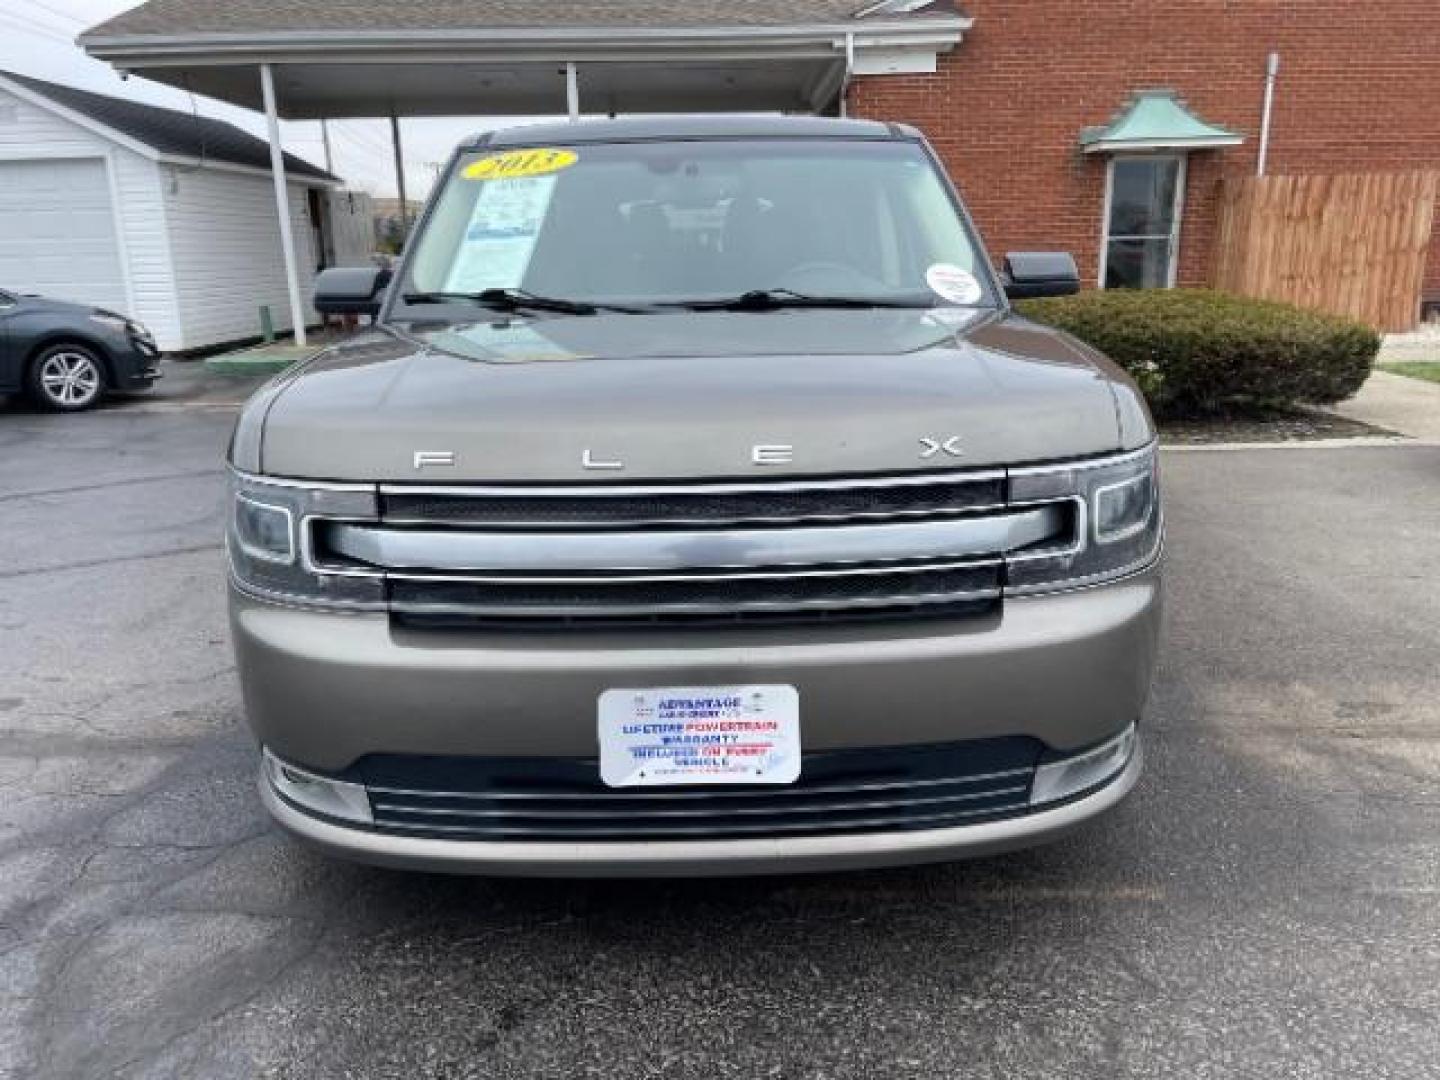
[390,111,410,236]
[565,62,580,120]
[259,63,307,347]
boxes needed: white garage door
[0,158,128,313]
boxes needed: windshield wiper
[660,289,933,312]
[403,288,642,315]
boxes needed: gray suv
[228,116,1161,876]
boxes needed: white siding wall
[0,86,103,159]
[110,149,183,349]
[163,164,320,349]
[0,87,182,347]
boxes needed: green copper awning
[1080,90,1243,154]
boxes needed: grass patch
[1379,362,1440,385]
[204,344,321,377]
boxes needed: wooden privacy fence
[1212,170,1438,331]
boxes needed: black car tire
[27,343,107,412]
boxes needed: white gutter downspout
[565,62,580,120]
[259,63,307,347]
[839,32,854,117]
[1257,51,1280,177]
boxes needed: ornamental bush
[1016,289,1379,417]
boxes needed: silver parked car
[228,116,1161,876]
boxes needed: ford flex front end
[227,115,1161,876]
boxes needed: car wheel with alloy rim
[28,344,106,412]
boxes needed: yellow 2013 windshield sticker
[463,148,578,181]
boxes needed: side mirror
[313,266,393,317]
[1002,252,1080,300]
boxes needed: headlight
[90,312,153,341]
[1094,470,1155,542]
[234,494,294,563]
[89,313,130,333]
[1005,444,1161,594]
[227,471,384,608]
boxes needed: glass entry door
[1101,155,1184,289]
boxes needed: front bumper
[108,335,161,390]
[260,740,1142,877]
[232,563,1161,769]
[233,564,1159,874]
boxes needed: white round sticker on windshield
[925,263,983,305]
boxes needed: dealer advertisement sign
[598,686,801,788]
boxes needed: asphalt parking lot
[2,387,1438,1079]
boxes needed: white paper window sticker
[925,263,984,306]
[444,175,559,293]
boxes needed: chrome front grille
[358,737,1042,841]
[378,473,1008,528]
[307,472,1076,626]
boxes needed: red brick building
[849,0,1440,304]
[80,0,1440,333]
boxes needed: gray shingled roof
[82,0,960,37]
[0,70,335,181]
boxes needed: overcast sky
[0,0,550,199]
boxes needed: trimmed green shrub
[1016,289,1379,417]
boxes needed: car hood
[15,295,114,319]
[243,308,1150,482]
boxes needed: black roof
[0,70,335,182]
[476,114,914,149]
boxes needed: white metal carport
[80,0,969,346]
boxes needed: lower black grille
[386,561,1001,620]
[392,597,998,631]
[357,738,1041,842]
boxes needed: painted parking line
[109,401,250,414]
[1166,436,1431,451]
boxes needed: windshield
[402,138,995,311]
